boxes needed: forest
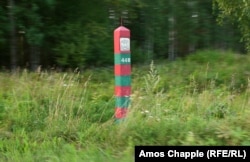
[0,1,250,161]
[0,0,249,71]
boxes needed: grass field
[0,50,250,161]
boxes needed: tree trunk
[168,0,176,61]
[8,0,17,71]
[168,16,176,61]
[30,45,40,71]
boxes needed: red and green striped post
[114,25,131,122]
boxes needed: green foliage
[0,50,250,161]
[0,5,6,46]
[1,0,247,69]
[185,49,235,63]
[214,0,250,52]
[84,22,113,66]
[54,22,88,68]
[15,1,45,46]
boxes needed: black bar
[135,146,250,162]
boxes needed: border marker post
[114,25,131,122]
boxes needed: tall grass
[0,50,250,161]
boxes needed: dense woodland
[0,0,249,71]
[0,1,250,160]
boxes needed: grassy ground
[0,50,250,161]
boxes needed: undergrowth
[0,50,250,161]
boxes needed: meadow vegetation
[0,50,250,161]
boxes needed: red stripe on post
[115,86,131,96]
[114,64,131,75]
[115,108,128,119]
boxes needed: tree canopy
[214,0,250,52]
[0,0,247,71]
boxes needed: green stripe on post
[115,54,131,64]
[115,75,131,86]
[116,96,130,108]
